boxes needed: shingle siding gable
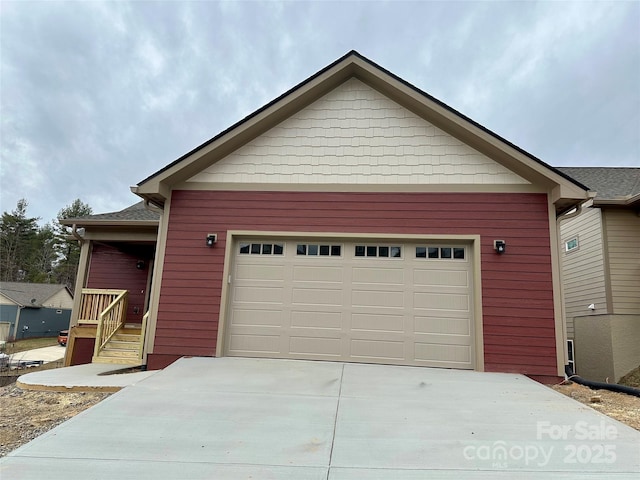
[188,79,530,186]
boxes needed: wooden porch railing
[78,289,128,358]
[78,289,128,324]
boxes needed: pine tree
[53,199,93,289]
[0,199,40,282]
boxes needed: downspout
[71,224,84,244]
[555,198,594,377]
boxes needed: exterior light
[494,240,506,254]
[206,234,217,247]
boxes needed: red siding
[87,243,153,323]
[152,190,558,376]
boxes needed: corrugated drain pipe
[564,365,640,397]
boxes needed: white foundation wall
[188,78,530,186]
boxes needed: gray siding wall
[560,207,608,338]
[603,209,640,315]
[0,304,71,340]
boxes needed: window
[297,244,341,256]
[355,245,402,258]
[239,242,284,255]
[565,237,579,253]
[416,246,465,260]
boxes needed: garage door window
[239,243,284,255]
[297,244,342,256]
[355,245,402,258]
[416,246,465,260]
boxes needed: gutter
[143,199,164,214]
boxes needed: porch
[64,289,147,367]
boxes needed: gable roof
[132,50,590,213]
[557,167,640,207]
[0,282,72,308]
[60,201,160,227]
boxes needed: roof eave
[133,51,590,207]
[59,219,159,228]
[593,192,640,208]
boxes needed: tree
[0,199,40,282]
[26,224,57,283]
[53,199,93,289]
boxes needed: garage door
[225,239,474,369]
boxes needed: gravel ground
[0,379,638,458]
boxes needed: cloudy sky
[1,1,638,225]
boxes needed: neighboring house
[62,51,591,382]
[557,167,640,382]
[0,282,73,341]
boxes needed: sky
[1,1,639,225]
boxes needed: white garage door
[225,239,474,369]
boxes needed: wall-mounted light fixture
[206,233,218,247]
[494,240,506,254]
[136,260,145,270]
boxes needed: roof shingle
[62,201,160,224]
[556,167,640,201]
[0,282,71,307]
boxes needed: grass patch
[2,337,59,355]
[619,365,640,388]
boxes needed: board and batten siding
[603,209,640,315]
[86,243,151,324]
[151,190,557,376]
[560,207,608,338]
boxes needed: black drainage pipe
[564,365,640,398]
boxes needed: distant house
[557,167,640,381]
[0,282,74,341]
[61,51,592,382]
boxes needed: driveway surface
[8,345,65,364]
[1,357,639,479]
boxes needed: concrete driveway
[8,345,65,364]
[1,357,639,479]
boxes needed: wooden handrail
[95,291,128,356]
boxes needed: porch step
[93,327,143,366]
[112,333,141,343]
[99,348,139,358]
[108,340,139,349]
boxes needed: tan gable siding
[561,207,608,338]
[603,209,640,315]
[42,289,73,309]
[0,293,17,306]
[187,78,530,186]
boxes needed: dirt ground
[551,381,640,431]
[0,379,638,458]
[0,384,110,457]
